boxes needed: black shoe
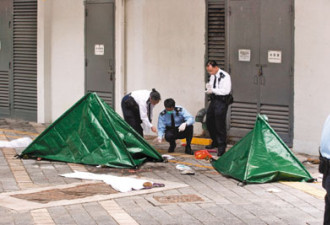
[168,142,176,153]
[206,143,218,149]
[217,148,225,156]
[185,146,193,155]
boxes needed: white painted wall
[125,0,206,135]
[37,1,52,123]
[38,0,85,123]
[294,1,330,155]
[115,0,126,116]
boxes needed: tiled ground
[0,118,325,225]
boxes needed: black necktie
[171,113,175,128]
[213,74,223,88]
[147,101,151,122]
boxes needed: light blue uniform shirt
[320,115,330,159]
[157,106,194,138]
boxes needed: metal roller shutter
[0,0,11,118]
[12,0,37,121]
[0,71,10,118]
[206,0,226,69]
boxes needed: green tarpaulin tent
[212,114,313,183]
[20,93,163,168]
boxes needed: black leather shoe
[168,142,176,153]
[217,148,225,156]
[206,143,218,149]
[185,146,193,155]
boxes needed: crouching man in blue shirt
[320,115,330,225]
[157,98,194,155]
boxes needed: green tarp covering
[212,114,313,183]
[21,93,163,168]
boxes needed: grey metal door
[228,0,293,146]
[0,0,37,121]
[85,0,115,107]
[0,0,12,118]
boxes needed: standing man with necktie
[121,88,161,137]
[157,98,194,155]
[205,60,232,156]
[319,115,330,225]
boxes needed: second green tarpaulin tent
[212,114,313,183]
[20,93,163,168]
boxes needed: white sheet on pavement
[60,171,151,193]
[0,137,32,148]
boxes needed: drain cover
[153,194,204,203]
[11,183,118,204]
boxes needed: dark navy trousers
[206,98,228,151]
[323,172,330,225]
[121,94,143,137]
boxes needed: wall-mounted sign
[94,44,104,55]
[268,50,282,63]
[238,49,251,62]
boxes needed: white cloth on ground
[60,171,151,193]
[0,137,32,148]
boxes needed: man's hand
[151,126,157,133]
[205,84,213,94]
[206,88,213,94]
[178,122,187,132]
[157,137,162,143]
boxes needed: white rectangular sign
[94,44,104,55]
[238,49,251,62]
[268,50,282,63]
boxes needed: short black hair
[150,88,161,101]
[164,98,175,108]
[206,60,218,67]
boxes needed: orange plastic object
[194,150,212,160]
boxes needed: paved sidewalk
[0,118,325,225]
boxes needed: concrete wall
[38,0,85,123]
[125,0,206,134]
[294,1,330,155]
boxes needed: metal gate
[0,0,37,121]
[228,0,294,146]
[0,0,13,119]
[85,0,115,107]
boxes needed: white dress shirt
[131,90,154,128]
[207,68,231,96]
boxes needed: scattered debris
[181,170,195,175]
[143,182,153,189]
[307,157,320,164]
[143,182,165,189]
[162,154,175,160]
[176,164,192,171]
[267,188,281,193]
[194,150,213,160]
[176,164,195,175]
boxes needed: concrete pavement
[0,118,325,225]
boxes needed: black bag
[226,94,234,105]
